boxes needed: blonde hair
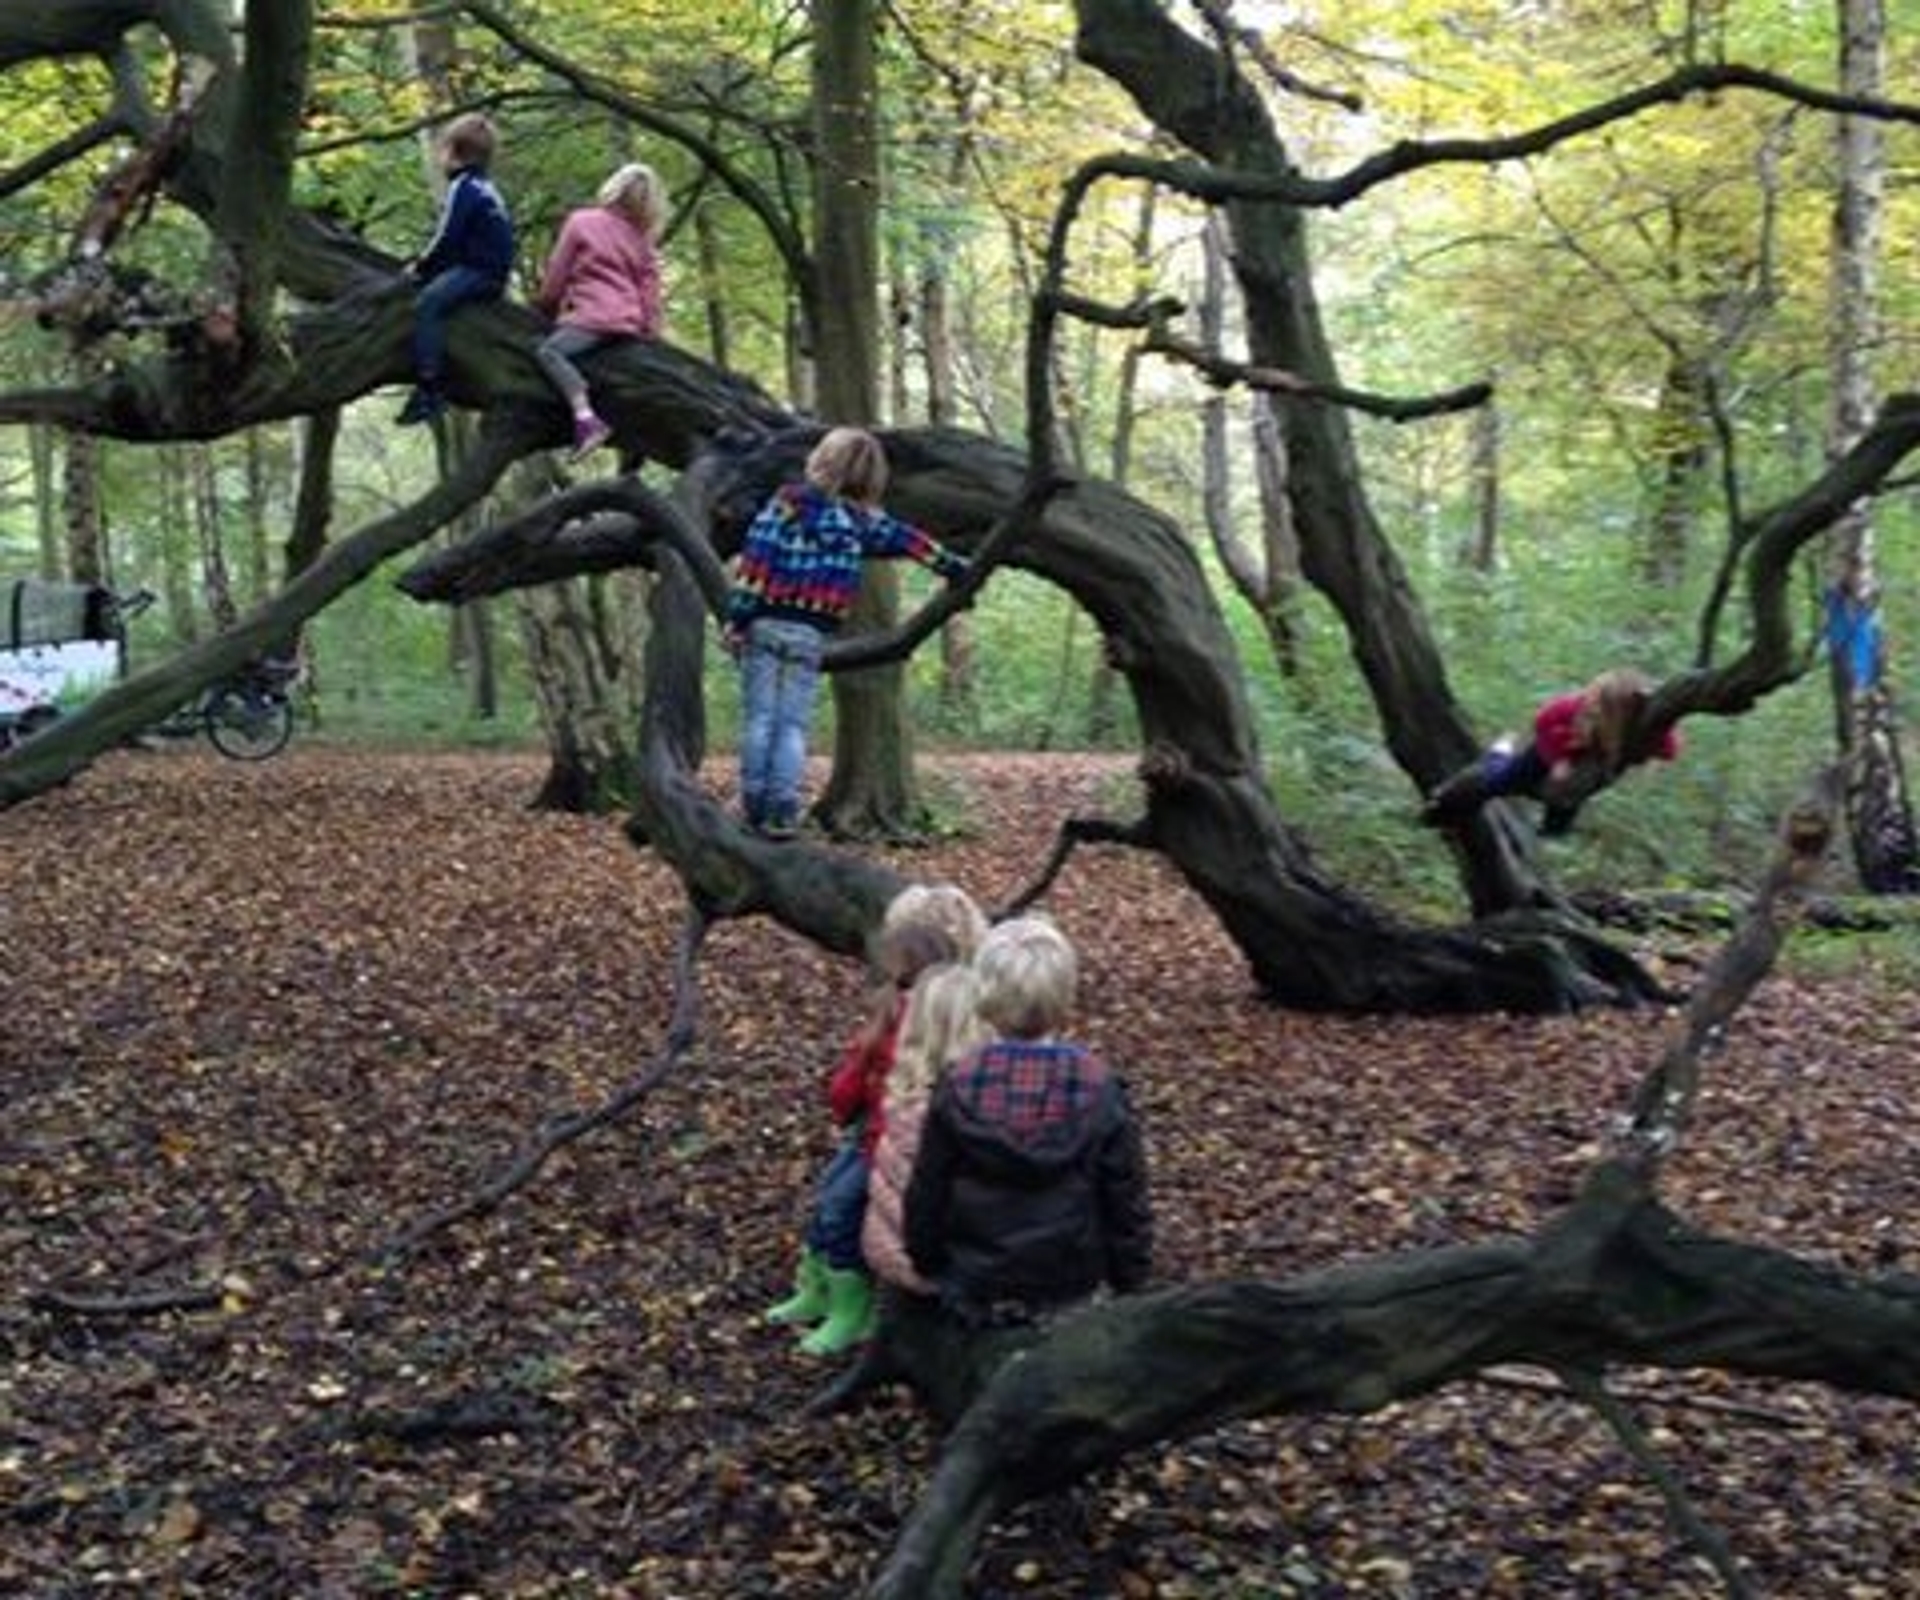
[441,113,497,169]
[1574,667,1656,770]
[805,426,889,505]
[850,917,956,1056]
[598,162,667,238]
[889,963,990,1104]
[881,882,988,962]
[974,914,1077,1039]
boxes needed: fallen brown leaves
[2,747,1916,1597]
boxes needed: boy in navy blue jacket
[398,114,515,425]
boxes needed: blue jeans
[738,618,826,827]
[412,265,504,386]
[803,1138,871,1271]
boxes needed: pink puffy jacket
[861,1091,934,1294]
[535,205,662,337]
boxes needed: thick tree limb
[1043,62,1920,216]
[866,1168,1920,1599]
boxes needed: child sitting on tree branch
[1421,667,1682,836]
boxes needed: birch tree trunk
[1825,0,1919,891]
[193,441,238,629]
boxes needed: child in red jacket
[763,883,987,1356]
[1421,667,1682,835]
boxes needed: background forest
[4,0,1915,911]
[7,5,1920,1596]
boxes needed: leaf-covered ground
[2,747,1916,1599]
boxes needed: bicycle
[117,591,302,761]
[185,657,301,760]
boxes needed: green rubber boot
[764,1247,830,1326]
[797,1266,875,1357]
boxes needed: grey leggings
[534,324,620,409]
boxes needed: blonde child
[904,914,1153,1326]
[1421,666,1682,836]
[722,427,971,837]
[764,882,986,1355]
[861,962,991,1294]
[532,161,667,460]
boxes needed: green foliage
[3,0,1917,911]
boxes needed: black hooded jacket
[903,1039,1152,1316]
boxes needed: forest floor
[2,746,1917,1600]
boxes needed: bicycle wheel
[203,685,292,760]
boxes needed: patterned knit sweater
[726,481,965,635]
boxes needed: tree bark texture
[518,575,647,815]
[810,0,920,835]
[1825,0,1919,892]
[865,1162,1920,1600]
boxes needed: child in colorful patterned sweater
[764,883,988,1356]
[723,426,970,837]
[1420,666,1682,836]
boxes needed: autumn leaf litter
[2,748,1916,1598]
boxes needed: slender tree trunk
[461,600,498,720]
[1825,0,1918,891]
[281,406,338,709]
[1642,351,1707,588]
[193,442,238,629]
[693,197,732,371]
[31,424,59,579]
[918,181,978,724]
[1249,395,1303,678]
[63,424,105,586]
[810,0,921,835]
[1466,390,1501,573]
[244,430,271,602]
[1199,211,1302,678]
[1085,184,1160,744]
[287,408,337,582]
[160,448,198,644]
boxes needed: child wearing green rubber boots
[764,883,987,1356]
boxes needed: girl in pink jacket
[862,962,991,1294]
[533,162,667,460]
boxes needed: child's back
[903,916,1152,1324]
